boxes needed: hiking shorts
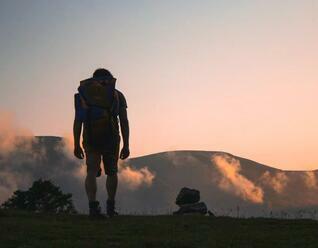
[85,148,119,176]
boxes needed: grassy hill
[2,136,318,215]
[1,211,318,248]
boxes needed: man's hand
[74,145,84,159]
[120,146,130,160]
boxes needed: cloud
[0,111,33,156]
[0,112,50,203]
[260,171,289,193]
[1,112,317,215]
[0,111,81,205]
[211,153,264,204]
[303,171,317,189]
[118,161,155,190]
[0,136,81,203]
[0,110,155,211]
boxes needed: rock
[208,210,215,217]
[173,202,208,215]
[173,187,214,216]
[175,187,200,206]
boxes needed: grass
[1,210,318,248]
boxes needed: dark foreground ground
[1,210,318,248]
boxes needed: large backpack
[78,77,118,148]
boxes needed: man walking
[73,68,130,217]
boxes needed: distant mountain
[1,136,317,217]
[127,150,318,217]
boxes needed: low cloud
[1,111,318,214]
[211,153,264,204]
[56,133,76,161]
[260,171,289,193]
[303,171,317,189]
[118,161,155,190]
[0,111,42,202]
[0,111,81,205]
[0,111,156,211]
[0,111,34,156]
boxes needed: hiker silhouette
[73,68,130,217]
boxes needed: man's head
[93,68,114,81]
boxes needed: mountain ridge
[34,135,317,172]
[1,135,317,215]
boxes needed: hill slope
[1,136,318,216]
[126,150,318,216]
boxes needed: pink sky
[0,1,317,170]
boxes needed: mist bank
[0,134,317,217]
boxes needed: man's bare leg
[85,169,98,201]
[106,174,118,216]
[106,174,118,201]
[86,165,104,217]
[85,152,101,202]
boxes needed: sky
[0,0,317,170]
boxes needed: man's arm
[119,107,130,159]
[73,119,84,159]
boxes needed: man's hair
[93,68,114,80]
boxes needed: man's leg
[103,153,119,216]
[85,152,100,201]
[85,171,98,201]
[85,151,103,217]
[106,174,118,201]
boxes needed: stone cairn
[173,187,213,216]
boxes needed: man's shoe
[89,201,105,219]
[106,199,119,217]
